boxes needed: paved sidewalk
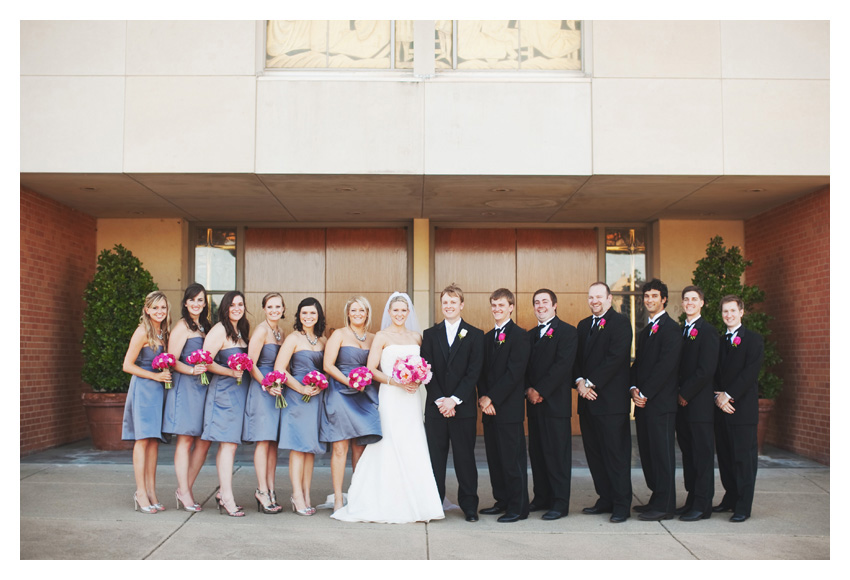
[20,437,829,560]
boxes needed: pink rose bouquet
[261,370,288,409]
[392,355,433,387]
[227,353,254,385]
[152,352,177,389]
[301,370,329,402]
[186,349,213,385]
[348,366,373,392]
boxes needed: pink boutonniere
[545,328,554,339]
[689,328,698,340]
[598,319,606,330]
[497,332,506,344]
[732,336,741,348]
[650,323,659,335]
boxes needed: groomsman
[478,288,531,523]
[573,282,633,523]
[525,289,578,520]
[630,278,682,521]
[713,295,764,523]
[421,283,484,522]
[675,285,720,521]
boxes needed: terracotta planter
[81,392,133,451]
[757,398,776,455]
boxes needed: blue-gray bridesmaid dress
[122,345,168,442]
[278,349,327,454]
[319,346,381,446]
[162,336,207,436]
[201,346,249,444]
[242,343,282,442]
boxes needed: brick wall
[744,186,829,465]
[20,187,96,455]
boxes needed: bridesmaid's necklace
[302,331,318,346]
[156,328,164,341]
[350,326,367,342]
[266,320,282,342]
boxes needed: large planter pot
[81,392,133,451]
[757,398,776,455]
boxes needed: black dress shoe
[464,511,479,522]
[541,510,566,520]
[609,514,629,523]
[712,504,733,513]
[632,504,652,513]
[479,505,506,515]
[674,505,693,515]
[582,505,613,515]
[497,513,527,523]
[528,502,550,513]
[637,510,674,521]
[730,513,749,523]
[679,510,710,522]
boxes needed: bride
[331,292,445,524]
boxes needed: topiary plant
[82,244,158,393]
[687,236,783,399]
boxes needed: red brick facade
[744,186,830,465]
[20,187,96,455]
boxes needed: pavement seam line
[661,521,699,560]
[20,465,51,481]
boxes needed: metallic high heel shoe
[290,496,313,516]
[216,492,242,511]
[218,497,245,517]
[134,492,157,514]
[255,489,282,514]
[152,503,166,511]
[269,489,280,510]
[176,490,202,512]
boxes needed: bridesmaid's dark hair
[180,283,211,333]
[293,297,326,337]
[218,290,250,344]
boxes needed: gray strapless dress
[278,350,327,454]
[122,345,168,442]
[319,346,382,445]
[242,343,282,442]
[201,346,249,444]
[162,336,207,436]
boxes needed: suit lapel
[447,320,466,365]
[436,321,450,362]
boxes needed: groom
[421,283,485,522]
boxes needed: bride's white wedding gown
[331,344,445,524]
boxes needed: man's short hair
[532,288,557,305]
[489,288,515,306]
[589,281,611,296]
[720,294,744,310]
[440,283,465,303]
[641,278,668,303]
[681,285,705,301]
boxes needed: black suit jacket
[421,319,484,420]
[525,316,578,418]
[573,308,633,416]
[480,319,530,424]
[714,326,764,425]
[678,317,720,423]
[630,311,682,416]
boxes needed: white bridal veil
[380,292,422,333]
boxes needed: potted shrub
[689,236,783,454]
[81,244,158,450]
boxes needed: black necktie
[725,332,734,345]
[589,316,599,338]
[494,326,502,343]
[683,323,692,338]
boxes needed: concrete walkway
[20,437,829,560]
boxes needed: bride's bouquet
[392,355,432,387]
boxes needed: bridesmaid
[321,296,382,512]
[121,291,172,514]
[163,283,211,512]
[201,291,250,517]
[274,297,327,516]
[242,292,286,514]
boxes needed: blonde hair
[139,291,171,349]
[440,283,465,303]
[344,295,372,330]
[388,294,409,311]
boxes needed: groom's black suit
[421,319,484,515]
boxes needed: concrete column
[412,218,431,329]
